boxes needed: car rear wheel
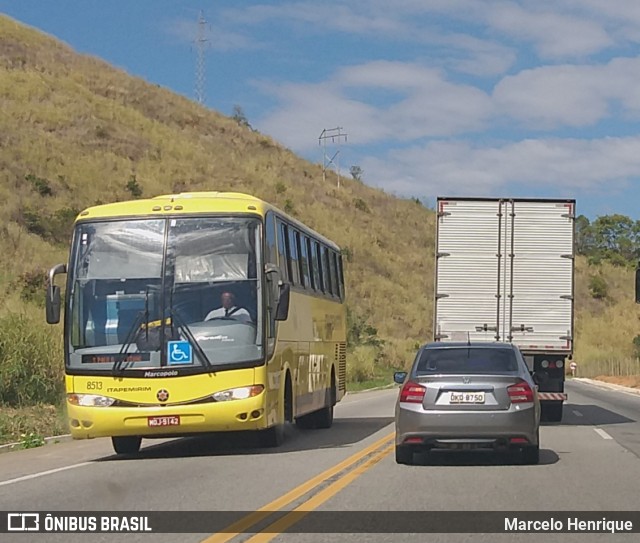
[395,445,414,465]
[521,444,540,465]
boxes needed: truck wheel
[542,402,563,422]
[112,436,141,455]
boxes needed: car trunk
[414,374,520,411]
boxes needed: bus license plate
[450,392,485,404]
[147,416,180,427]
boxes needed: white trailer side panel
[434,198,574,354]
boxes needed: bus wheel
[112,436,141,455]
[258,425,285,448]
[313,404,334,429]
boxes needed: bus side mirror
[46,263,66,325]
[275,283,290,321]
[46,286,61,324]
[636,267,640,304]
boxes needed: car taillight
[508,380,534,403]
[400,381,426,403]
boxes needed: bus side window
[297,231,310,288]
[265,212,278,265]
[286,226,300,286]
[312,240,323,292]
[330,251,340,298]
[322,246,333,296]
[276,220,289,282]
[338,253,345,300]
[307,237,317,290]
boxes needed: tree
[350,165,363,181]
[232,105,252,129]
[590,214,639,264]
[575,214,594,256]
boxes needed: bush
[633,335,640,359]
[284,199,294,214]
[16,269,47,306]
[126,175,143,198]
[19,206,79,245]
[0,314,64,406]
[26,174,53,197]
[353,198,370,213]
[588,275,608,299]
[346,345,377,383]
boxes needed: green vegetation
[0,15,638,443]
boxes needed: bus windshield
[66,216,263,372]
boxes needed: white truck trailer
[434,197,575,421]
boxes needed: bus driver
[204,291,252,324]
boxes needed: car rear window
[414,348,519,375]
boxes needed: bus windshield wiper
[170,308,214,372]
[113,310,146,375]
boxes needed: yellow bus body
[59,192,346,446]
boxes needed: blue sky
[3,1,640,220]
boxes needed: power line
[318,127,348,188]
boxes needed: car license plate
[450,392,485,404]
[147,416,180,427]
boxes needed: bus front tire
[112,436,141,455]
[258,424,285,448]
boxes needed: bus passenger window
[312,240,323,292]
[297,232,310,288]
[286,226,300,285]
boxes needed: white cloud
[360,137,640,197]
[255,61,493,151]
[223,1,517,77]
[485,3,613,59]
[493,57,640,129]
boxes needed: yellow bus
[46,191,347,454]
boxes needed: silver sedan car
[394,342,540,465]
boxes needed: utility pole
[195,10,208,105]
[318,127,348,188]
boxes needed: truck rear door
[434,198,574,352]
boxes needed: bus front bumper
[67,396,270,439]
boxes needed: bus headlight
[212,385,264,402]
[68,394,116,407]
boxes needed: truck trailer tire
[541,401,563,422]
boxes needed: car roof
[421,342,518,351]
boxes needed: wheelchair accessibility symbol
[168,340,193,365]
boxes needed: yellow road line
[245,443,394,542]
[201,432,394,543]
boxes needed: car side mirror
[394,371,408,384]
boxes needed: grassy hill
[0,15,638,443]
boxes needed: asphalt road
[1,379,640,542]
